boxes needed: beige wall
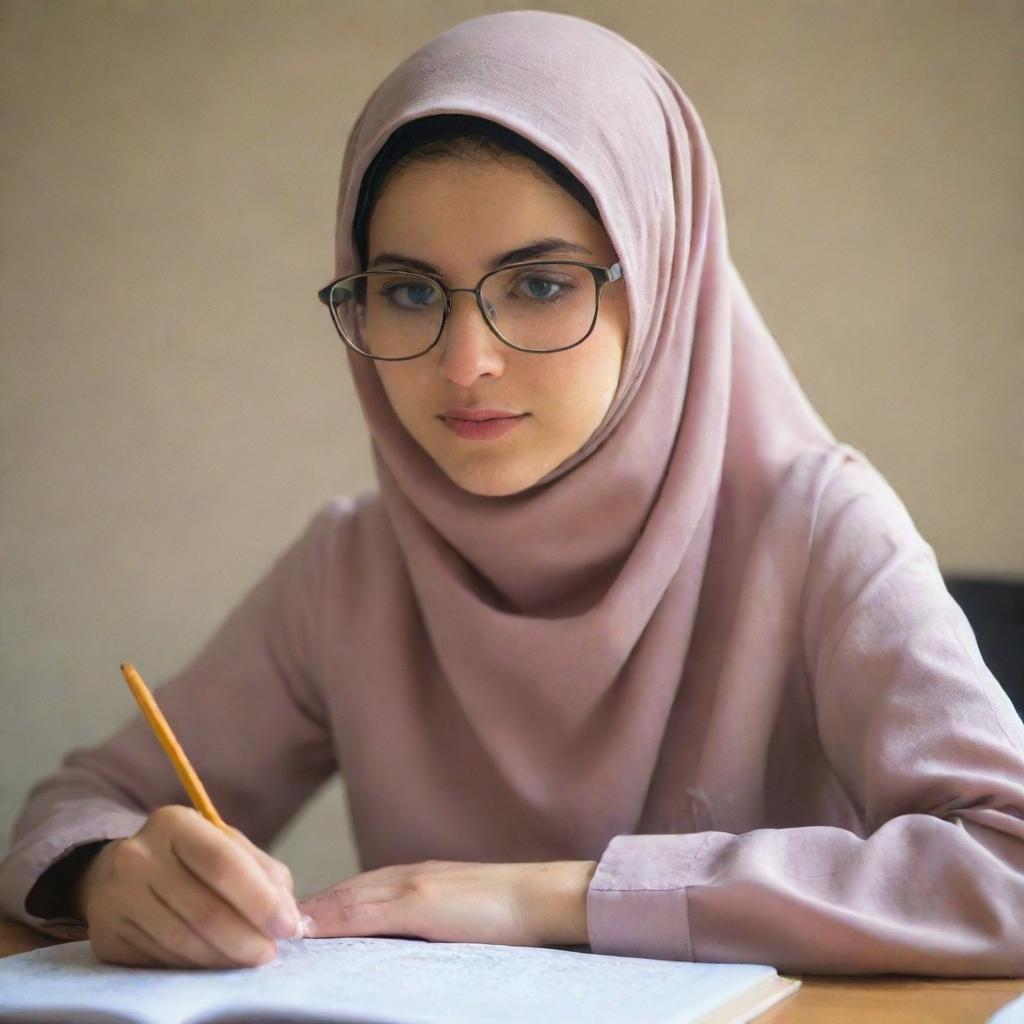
[2,0,1021,897]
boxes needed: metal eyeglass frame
[316,259,624,361]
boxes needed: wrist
[535,860,598,946]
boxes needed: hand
[77,805,302,968]
[297,860,598,947]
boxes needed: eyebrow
[368,236,593,276]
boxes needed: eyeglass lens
[327,263,599,358]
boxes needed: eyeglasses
[317,259,623,361]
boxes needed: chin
[442,458,545,498]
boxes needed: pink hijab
[334,11,835,834]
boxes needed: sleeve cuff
[586,832,728,961]
[0,809,147,937]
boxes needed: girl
[2,10,1022,975]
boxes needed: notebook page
[0,936,781,1024]
[989,992,1024,1024]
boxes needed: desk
[2,917,1021,1021]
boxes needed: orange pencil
[119,662,311,941]
[119,661,233,836]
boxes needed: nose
[436,290,507,388]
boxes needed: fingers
[148,869,276,968]
[119,914,204,970]
[106,830,277,967]
[106,927,163,968]
[226,827,305,934]
[94,899,210,971]
[108,893,268,971]
[301,883,411,939]
[166,811,299,940]
[228,826,294,894]
[87,806,302,968]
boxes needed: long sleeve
[0,502,343,939]
[586,452,1024,975]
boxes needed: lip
[440,408,524,421]
[440,411,528,441]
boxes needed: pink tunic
[2,445,1023,975]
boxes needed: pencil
[119,661,232,836]
[118,662,312,942]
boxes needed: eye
[513,275,573,302]
[379,282,440,310]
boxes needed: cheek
[535,342,622,434]
[375,365,425,420]
[568,329,625,401]
[584,355,623,423]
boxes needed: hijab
[331,10,836,832]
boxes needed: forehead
[368,155,611,258]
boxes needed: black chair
[943,574,1024,719]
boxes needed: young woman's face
[367,153,629,497]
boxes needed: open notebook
[0,936,800,1024]
[990,992,1024,1023]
